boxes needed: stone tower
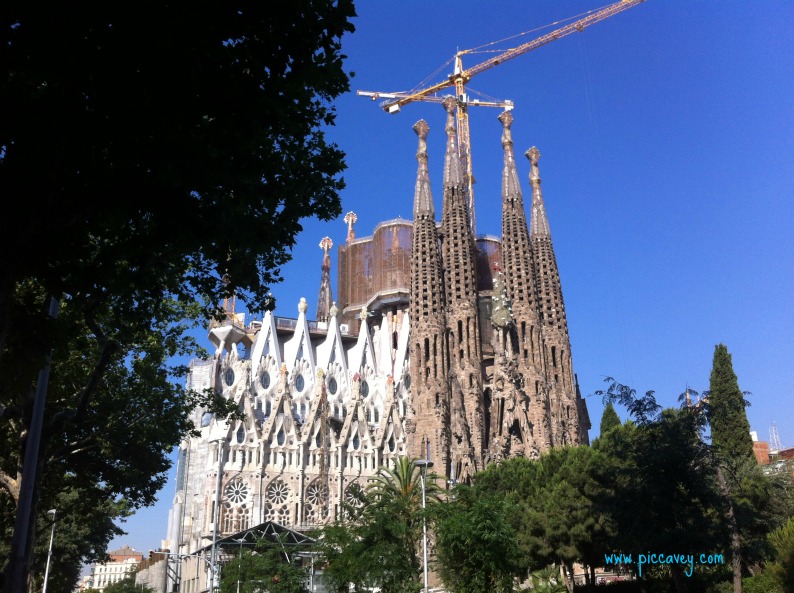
[527,147,581,446]
[486,109,552,460]
[407,119,450,472]
[439,98,485,480]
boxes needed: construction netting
[337,220,413,330]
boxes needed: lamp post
[414,459,433,593]
[209,438,226,592]
[232,537,246,593]
[42,509,56,593]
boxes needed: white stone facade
[166,302,411,557]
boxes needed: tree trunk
[716,464,743,593]
[670,564,688,593]
[561,561,574,593]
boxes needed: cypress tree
[600,402,622,436]
[708,343,754,462]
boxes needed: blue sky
[110,1,794,555]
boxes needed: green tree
[768,516,794,591]
[321,458,440,593]
[597,379,725,593]
[434,487,520,593]
[708,345,754,463]
[104,577,154,593]
[707,345,772,593]
[599,402,621,435]
[0,1,355,588]
[473,448,614,593]
[219,535,310,593]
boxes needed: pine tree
[708,344,754,462]
[600,402,621,436]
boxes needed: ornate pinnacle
[498,110,514,148]
[500,110,521,205]
[412,120,434,218]
[344,211,357,243]
[526,146,551,238]
[319,236,333,254]
[317,237,334,322]
[298,297,308,314]
[413,119,429,158]
[442,98,463,189]
[526,146,540,167]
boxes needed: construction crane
[358,0,647,233]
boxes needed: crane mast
[357,0,647,233]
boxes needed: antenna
[770,422,783,454]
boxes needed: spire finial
[412,120,434,218]
[498,110,514,148]
[499,110,522,206]
[344,211,357,243]
[525,146,551,238]
[316,237,334,322]
[442,97,464,189]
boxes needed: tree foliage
[708,344,754,463]
[102,577,155,593]
[599,401,622,436]
[219,535,310,593]
[472,447,614,593]
[321,458,441,593]
[433,487,520,593]
[0,1,355,588]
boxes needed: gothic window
[403,373,411,390]
[360,381,369,398]
[224,368,235,386]
[264,480,291,524]
[236,426,245,444]
[328,377,338,395]
[344,482,365,510]
[276,427,285,446]
[352,432,360,451]
[222,478,250,534]
[304,480,329,524]
[261,371,271,390]
[295,373,305,393]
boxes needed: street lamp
[232,537,246,593]
[42,509,56,593]
[414,459,434,593]
[209,437,226,592]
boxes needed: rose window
[224,479,249,504]
[345,483,364,508]
[267,480,289,505]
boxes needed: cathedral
[164,100,590,564]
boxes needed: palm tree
[321,457,442,593]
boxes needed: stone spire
[408,119,449,471]
[344,211,357,243]
[526,146,578,447]
[527,147,551,238]
[498,110,540,351]
[492,111,552,459]
[316,237,334,323]
[440,97,483,475]
[412,120,434,218]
